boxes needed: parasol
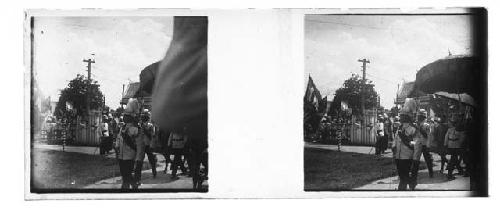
[412,55,481,101]
[433,91,476,107]
[137,61,161,97]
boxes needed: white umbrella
[434,91,476,107]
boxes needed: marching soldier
[132,110,158,189]
[392,113,417,190]
[410,109,434,190]
[168,127,189,180]
[444,115,466,180]
[115,114,138,189]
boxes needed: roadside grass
[31,148,150,190]
[304,147,423,190]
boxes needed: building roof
[121,82,140,103]
[120,82,152,106]
[395,81,415,104]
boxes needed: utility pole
[83,58,95,115]
[358,58,370,119]
[396,83,400,105]
[358,58,369,145]
[83,57,95,147]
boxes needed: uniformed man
[409,109,434,190]
[115,114,138,189]
[392,113,417,190]
[132,110,158,189]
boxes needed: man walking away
[444,115,466,180]
[168,128,188,180]
[431,117,449,173]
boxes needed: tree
[54,74,105,117]
[330,74,379,116]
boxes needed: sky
[305,14,473,109]
[34,16,173,108]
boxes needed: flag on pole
[304,75,322,110]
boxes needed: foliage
[330,74,379,116]
[304,101,322,135]
[54,74,104,117]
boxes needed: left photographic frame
[25,10,208,197]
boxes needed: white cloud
[34,17,172,108]
[305,15,472,108]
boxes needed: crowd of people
[304,98,471,191]
[98,98,208,190]
[391,108,471,190]
[97,16,209,191]
[375,114,393,155]
[305,117,350,144]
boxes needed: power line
[306,18,383,30]
[366,73,400,84]
[305,18,402,31]
[367,77,394,85]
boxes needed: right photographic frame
[303,8,487,196]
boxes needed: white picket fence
[349,110,378,146]
[74,110,102,146]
